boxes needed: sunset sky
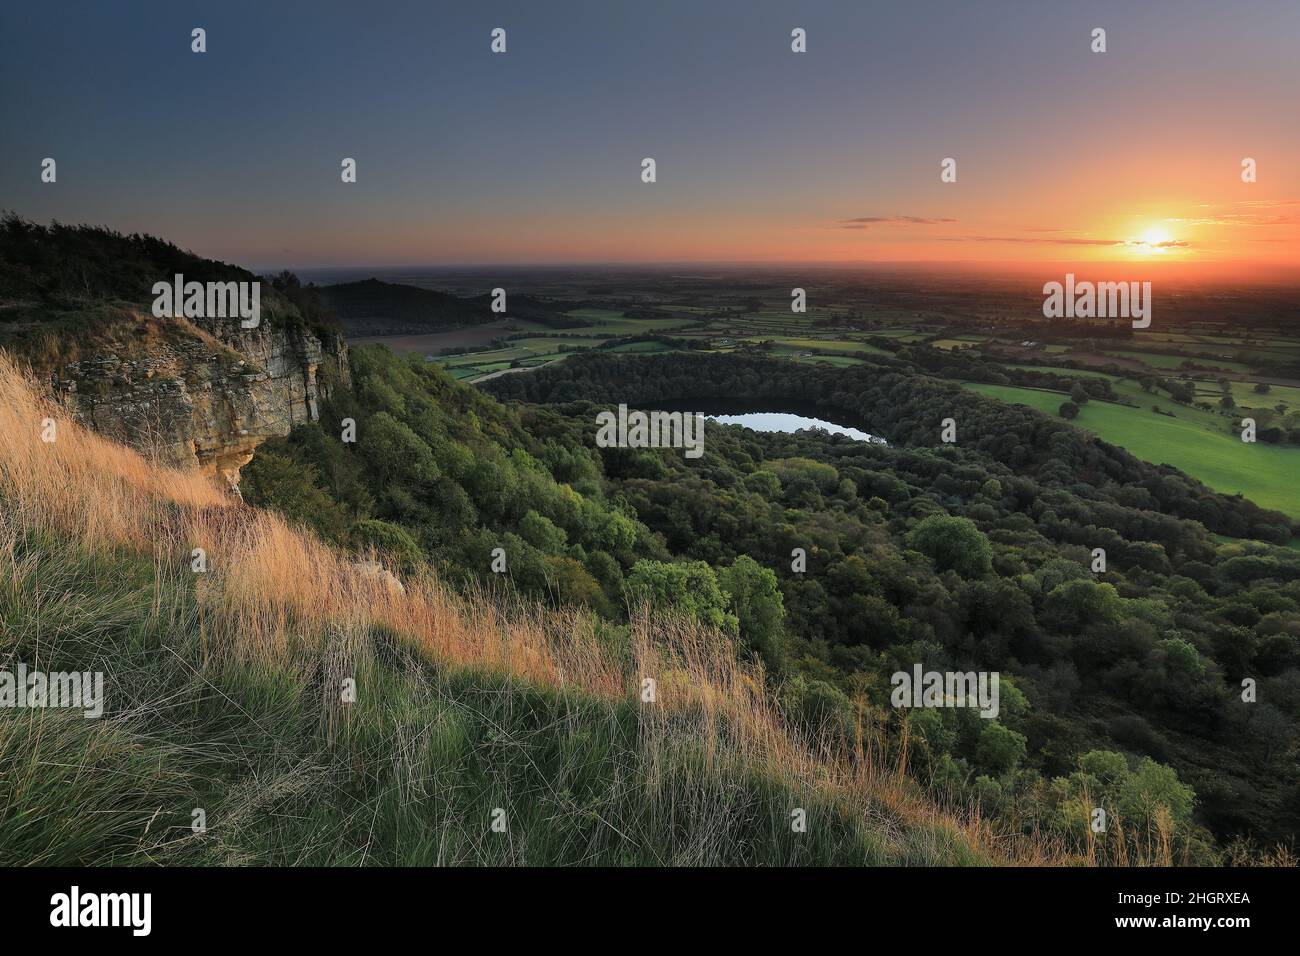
[2,0,1297,275]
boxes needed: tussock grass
[0,351,1049,865]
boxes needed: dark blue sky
[3,0,1296,270]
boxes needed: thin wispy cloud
[1169,199,1299,227]
[1233,199,1300,208]
[939,236,1190,248]
[1169,214,1297,227]
[837,216,957,230]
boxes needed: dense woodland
[246,345,1300,859]
[0,215,338,345]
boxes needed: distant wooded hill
[320,277,587,336]
[319,278,485,335]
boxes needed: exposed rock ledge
[49,311,350,492]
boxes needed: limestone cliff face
[49,312,351,491]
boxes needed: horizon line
[253,259,1300,287]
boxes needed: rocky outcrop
[49,311,350,492]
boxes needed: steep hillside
[478,351,1300,855]
[243,345,1299,859]
[0,352,1003,866]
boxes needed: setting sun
[1130,226,1174,254]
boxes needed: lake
[652,399,885,444]
[709,412,882,443]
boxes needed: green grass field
[1239,382,1300,407]
[563,309,688,332]
[508,336,602,353]
[965,382,1300,517]
[608,340,671,353]
[1100,351,1195,369]
[1102,350,1255,373]
[797,354,869,367]
[766,337,891,355]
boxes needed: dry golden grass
[0,350,1072,865]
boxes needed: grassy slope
[4,534,950,865]
[0,352,994,866]
[965,382,1300,517]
